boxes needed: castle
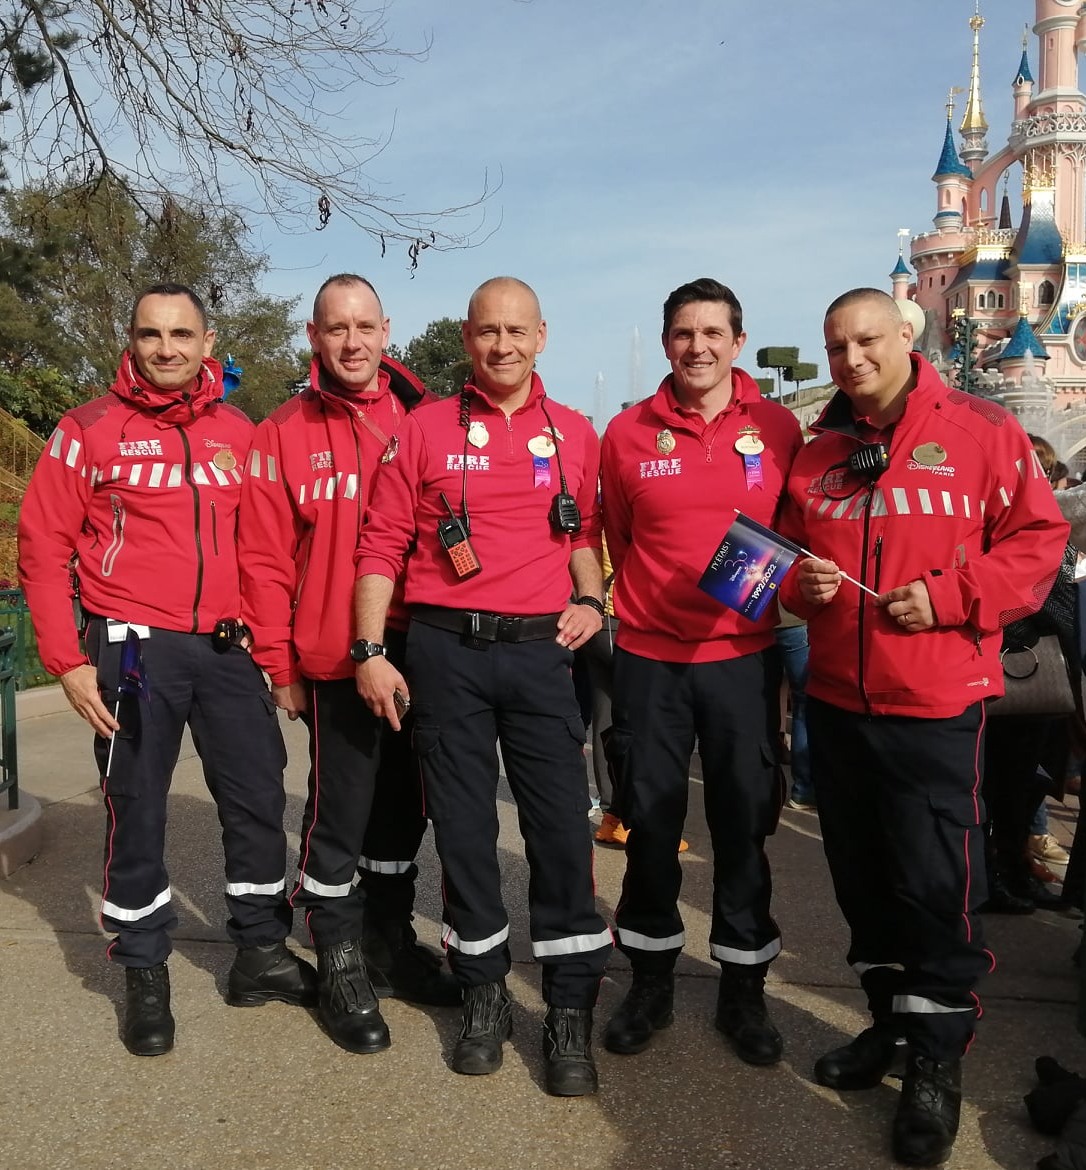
[900,0,1086,471]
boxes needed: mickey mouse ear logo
[222,354,243,397]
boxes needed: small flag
[698,512,803,622]
[118,627,149,700]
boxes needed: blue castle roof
[891,255,911,277]
[1002,315,1049,361]
[1014,197,1064,266]
[933,119,973,180]
[1015,49,1034,86]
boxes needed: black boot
[316,939,391,1054]
[542,1007,597,1097]
[715,965,783,1066]
[452,980,513,1075]
[124,963,175,1057]
[362,917,461,1006]
[814,1025,905,1090]
[892,1053,962,1167]
[978,868,1035,914]
[603,971,674,1055]
[226,940,318,1007]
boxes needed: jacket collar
[648,366,762,429]
[108,353,224,426]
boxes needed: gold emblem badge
[213,449,237,471]
[735,434,764,456]
[527,435,557,459]
[467,421,489,449]
[912,442,947,467]
[380,435,399,464]
[656,429,676,455]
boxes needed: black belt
[412,606,560,643]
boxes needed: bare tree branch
[0,0,492,255]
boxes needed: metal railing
[0,589,50,690]
[0,627,18,809]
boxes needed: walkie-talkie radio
[847,442,890,481]
[437,491,482,579]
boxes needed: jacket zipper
[857,497,874,714]
[210,500,219,557]
[178,429,204,632]
[101,494,127,577]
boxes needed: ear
[306,319,320,352]
[381,316,391,350]
[203,328,217,358]
[535,318,548,355]
[732,330,748,359]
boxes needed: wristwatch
[349,640,387,663]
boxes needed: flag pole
[104,699,121,777]
[732,508,880,600]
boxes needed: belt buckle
[497,615,520,642]
[462,610,489,651]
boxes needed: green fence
[0,627,18,809]
[0,589,50,691]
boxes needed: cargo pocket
[601,724,634,823]
[920,792,983,912]
[760,739,786,836]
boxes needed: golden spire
[960,2,988,136]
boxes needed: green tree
[392,317,472,398]
[0,176,302,421]
[0,0,486,253]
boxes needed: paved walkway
[2,686,1084,1170]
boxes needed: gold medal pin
[735,434,764,456]
[911,442,947,467]
[213,449,237,471]
[656,429,676,455]
[467,421,489,449]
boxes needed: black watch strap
[350,640,387,663]
[575,596,605,617]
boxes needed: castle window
[980,189,989,214]
[1039,281,1056,306]
[997,294,1005,309]
[941,275,946,286]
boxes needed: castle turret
[1014,36,1034,120]
[932,114,973,229]
[960,5,990,164]
[891,254,912,302]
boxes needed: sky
[248,0,1032,424]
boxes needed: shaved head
[467,276,541,323]
[825,287,903,325]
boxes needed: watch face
[350,640,384,662]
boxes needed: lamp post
[950,308,980,395]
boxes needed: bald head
[462,276,547,405]
[467,276,541,324]
[823,287,916,424]
[825,287,903,326]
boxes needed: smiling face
[128,293,215,393]
[662,300,746,406]
[307,279,390,393]
[824,298,914,420]
[461,279,546,403]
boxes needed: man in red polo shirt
[354,277,612,1097]
[600,277,802,1067]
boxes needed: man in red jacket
[600,277,802,1068]
[354,277,612,1096]
[779,288,1068,1167]
[238,273,458,1056]
[18,284,315,1057]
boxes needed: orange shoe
[595,812,629,845]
